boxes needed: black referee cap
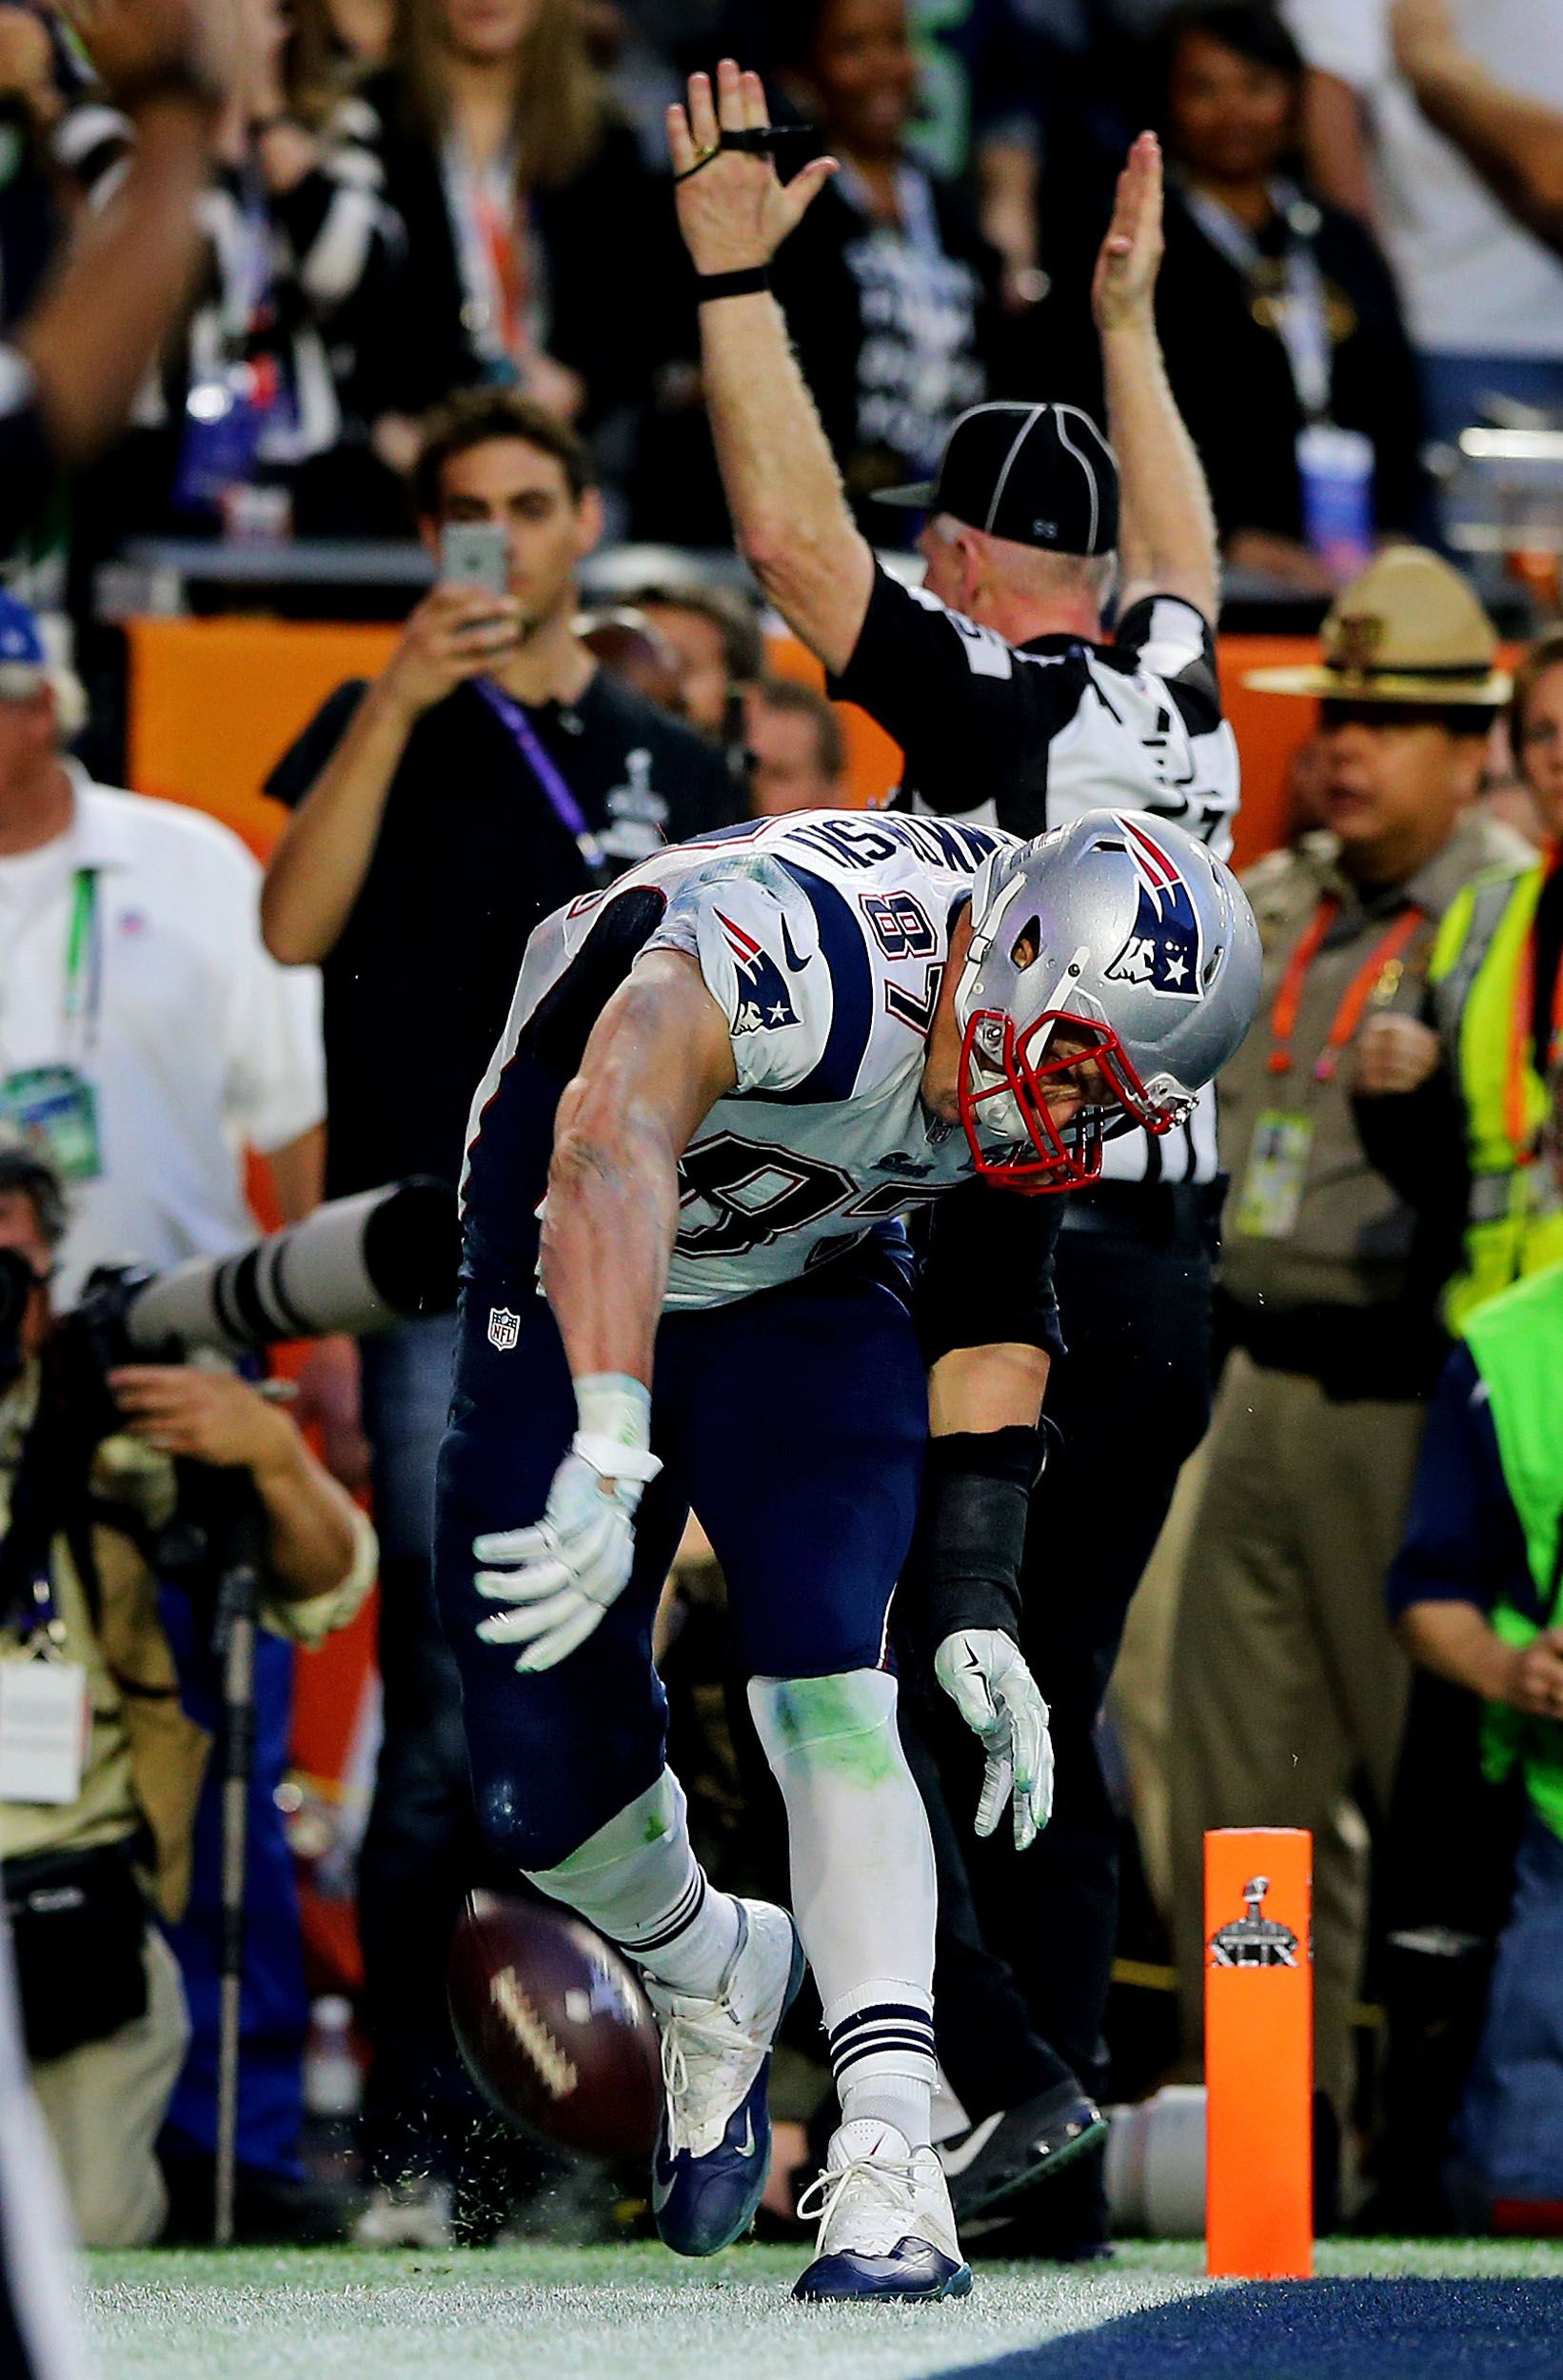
[874,402,1119,557]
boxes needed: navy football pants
[434,1062,929,1873]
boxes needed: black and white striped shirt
[835,565,1241,1184]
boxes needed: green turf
[82,2239,1563,2380]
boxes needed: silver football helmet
[954,808,1261,1192]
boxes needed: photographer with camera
[0,1139,375,2249]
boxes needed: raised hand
[1092,129,1165,334]
[667,56,838,277]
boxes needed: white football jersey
[464,808,1013,1310]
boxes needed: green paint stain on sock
[768,1678,898,1785]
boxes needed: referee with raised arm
[668,62,1238,2253]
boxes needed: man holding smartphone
[259,387,735,2244]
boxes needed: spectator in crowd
[1355,630,1563,1333]
[260,387,733,2244]
[769,0,1009,533]
[743,674,846,813]
[350,0,675,489]
[1390,0,1563,274]
[0,1138,376,2247]
[61,0,407,559]
[0,0,242,562]
[1281,0,1563,444]
[576,604,687,712]
[1148,1,1428,589]
[669,69,1237,2250]
[288,0,391,95]
[0,590,325,1307]
[890,0,1057,315]
[0,8,69,334]
[625,575,763,745]
[1167,546,1530,2201]
[1383,1071,1563,2229]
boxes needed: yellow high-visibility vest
[1430,860,1563,1329]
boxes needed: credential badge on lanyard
[0,867,104,1181]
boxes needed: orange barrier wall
[128,615,1313,869]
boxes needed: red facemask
[957,1008,1180,1193]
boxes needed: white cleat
[644,1896,804,2256]
[793,2119,973,2301]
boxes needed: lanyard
[474,680,609,884]
[1266,896,1426,1083]
[1181,178,1334,423]
[1507,847,1563,1158]
[63,867,100,1050]
[441,132,535,371]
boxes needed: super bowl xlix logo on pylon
[1207,1874,1301,1969]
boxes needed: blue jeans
[1453,1810,1563,2200]
[354,1310,494,2187]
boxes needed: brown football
[446,1890,663,2158]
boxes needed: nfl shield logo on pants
[487,1306,521,1352]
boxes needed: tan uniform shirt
[1218,813,1529,1317]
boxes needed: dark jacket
[1153,180,1431,546]
[349,70,678,432]
[769,162,1009,535]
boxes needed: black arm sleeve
[263,679,371,807]
[916,1177,1067,1366]
[898,1424,1039,1662]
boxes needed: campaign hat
[1245,545,1510,706]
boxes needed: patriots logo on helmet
[1104,817,1205,1000]
[717,909,803,1035]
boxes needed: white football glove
[935,1627,1055,1851]
[474,1377,662,1673]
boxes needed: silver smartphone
[440,521,510,594]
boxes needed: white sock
[524,1771,741,1998]
[748,1670,937,2149]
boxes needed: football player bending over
[435,803,1257,2299]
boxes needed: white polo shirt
[1282,0,1563,359]
[0,772,325,1306]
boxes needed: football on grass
[447,1891,662,2158]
